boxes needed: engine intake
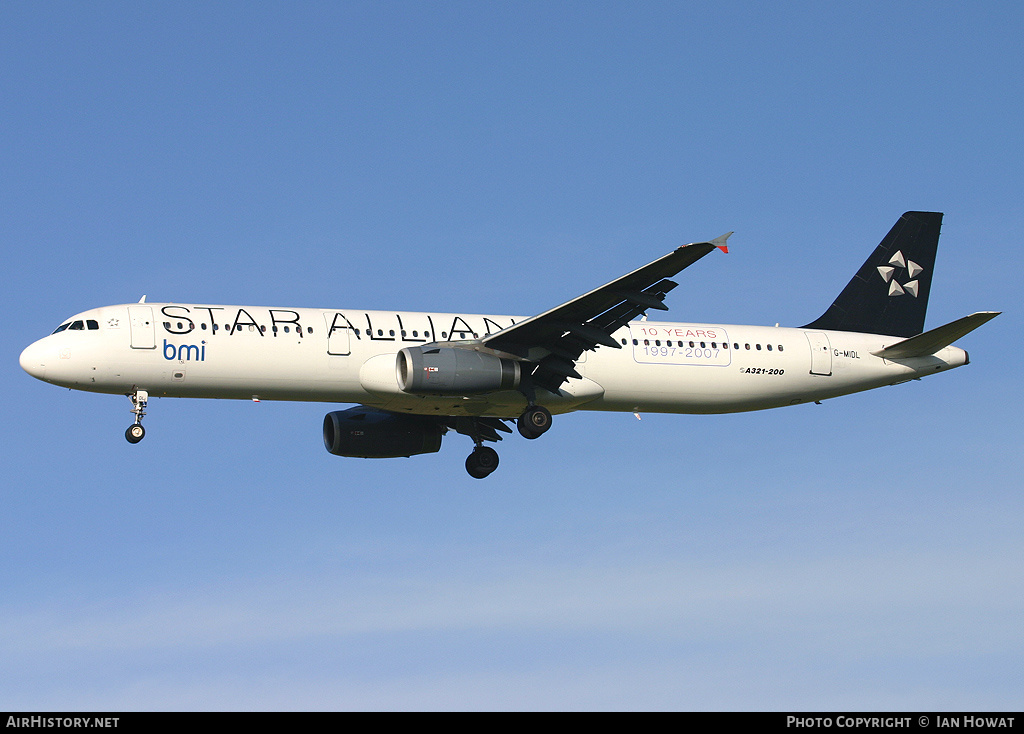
[397,346,521,394]
[323,407,444,458]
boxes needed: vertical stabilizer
[802,211,942,337]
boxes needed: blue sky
[2,1,1021,710]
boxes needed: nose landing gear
[125,389,148,444]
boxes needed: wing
[482,233,732,394]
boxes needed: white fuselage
[19,302,968,418]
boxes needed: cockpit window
[51,319,99,334]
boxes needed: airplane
[19,211,999,478]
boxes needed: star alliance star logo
[877,250,923,297]
[107,318,120,328]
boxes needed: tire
[466,446,499,478]
[517,405,552,439]
[125,424,145,444]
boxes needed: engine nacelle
[397,346,521,395]
[323,407,444,458]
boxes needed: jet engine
[323,407,444,458]
[397,346,521,395]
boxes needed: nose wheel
[126,390,148,444]
[125,423,146,443]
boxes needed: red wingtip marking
[717,245,729,254]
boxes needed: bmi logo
[163,339,206,361]
[877,250,923,297]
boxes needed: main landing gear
[125,389,148,444]
[457,416,505,480]
[459,406,554,479]
[466,445,499,479]
[517,405,552,440]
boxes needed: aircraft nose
[20,340,48,380]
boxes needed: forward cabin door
[324,312,353,356]
[805,331,832,376]
[127,306,155,349]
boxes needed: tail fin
[802,211,943,337]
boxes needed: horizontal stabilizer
[871,311,1000,359]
